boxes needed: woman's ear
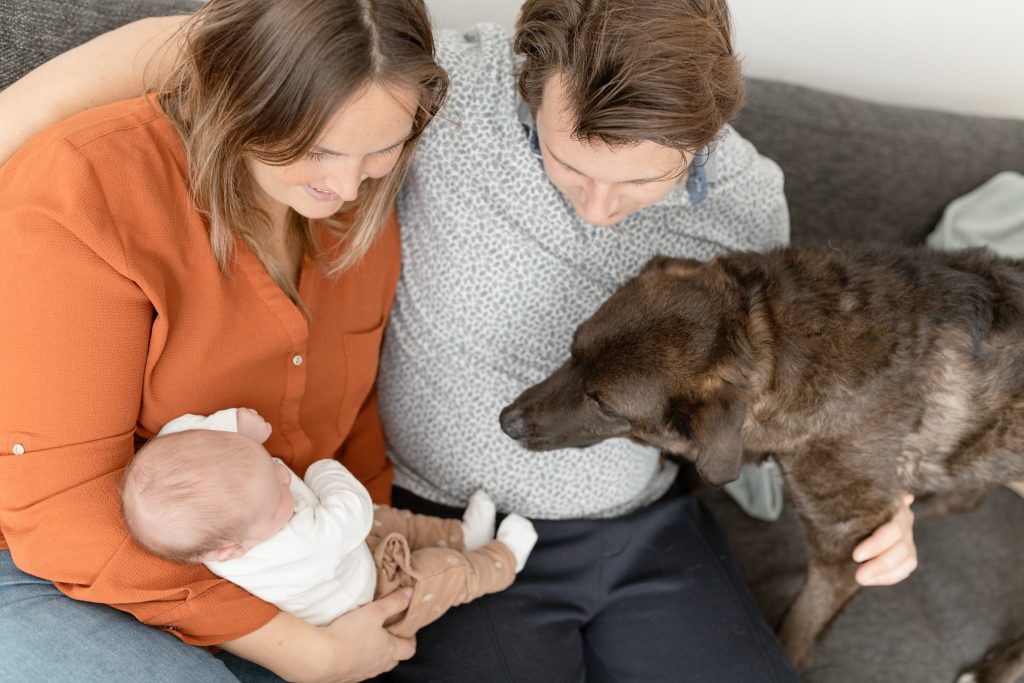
[691,389,746,486]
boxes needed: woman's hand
[314,589,417,682]
[852,493,918,586]
[220,589,415,683]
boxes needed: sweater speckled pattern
[380,24,789,519]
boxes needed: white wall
[425,0,1024,120]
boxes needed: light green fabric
[724,460,785,522]
[926,171,1024,256]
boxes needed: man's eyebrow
[311,136,409,157]
[543,142,684,184]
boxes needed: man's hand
[236,407,272,443]
[853,493,918,586]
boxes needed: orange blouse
[0,97,399,646]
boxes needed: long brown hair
[514,0,742,155]
[160,0,447,308]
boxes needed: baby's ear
[200,544,248,563]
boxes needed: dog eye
[586,392,617,416]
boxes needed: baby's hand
[236,407,272,443]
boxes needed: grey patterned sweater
[379,24,788,519]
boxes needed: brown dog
[500,245,1024,681]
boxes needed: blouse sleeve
[0,135,277,646]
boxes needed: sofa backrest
[0,0,200,91]
[735,78,1024,246]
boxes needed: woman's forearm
[0,15,188,164]
[219,589,416,683]
[220,611,328,682]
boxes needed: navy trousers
[382,482,799,683]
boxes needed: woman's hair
[514,0,743,155]
[159,0,448,309]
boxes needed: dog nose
[499,404,527,440]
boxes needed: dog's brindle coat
[500,246,1024,682]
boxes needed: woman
[0,0,448,681]
[0,1,917,680]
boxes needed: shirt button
[12,444,25,455]
[291,354,304,367]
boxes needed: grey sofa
[3,2,1023,681]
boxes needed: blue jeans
[0,550,284,683]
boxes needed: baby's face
[239,452,296,548]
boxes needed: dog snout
[499,403,528,440]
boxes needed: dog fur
[500,245,1024,680]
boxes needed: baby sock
[461,489,496,552]
[496,513,538,574]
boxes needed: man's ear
[199,544,248,563]
[691,389,746,486]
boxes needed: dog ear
[691,390,746,486]
[642,255,703,278]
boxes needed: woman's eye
[376,144,402,157]
[307,151,327,161]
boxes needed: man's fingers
[856,542,912,584]
[852,522,900,562]
[858,554,918,586]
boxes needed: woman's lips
[304,185,340,201]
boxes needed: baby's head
[120,429,294,563]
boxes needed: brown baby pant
[366,505,516,638]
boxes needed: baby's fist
[236,408,272,443]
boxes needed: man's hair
[120,430,260,563]
[157,0,449,314]
[514,0,743,154]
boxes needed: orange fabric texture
[0,97,400,646]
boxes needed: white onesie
[159,410,377,626]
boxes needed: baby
[120,408,538,636]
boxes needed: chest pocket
[337,317,387,435]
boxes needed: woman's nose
[323,166,362,202]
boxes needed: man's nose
[578,185,617,225]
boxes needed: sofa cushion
[0,0,200,90]
[736,79,1024,247]
[701,486,1024,682]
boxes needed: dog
[499,245,1024,682]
